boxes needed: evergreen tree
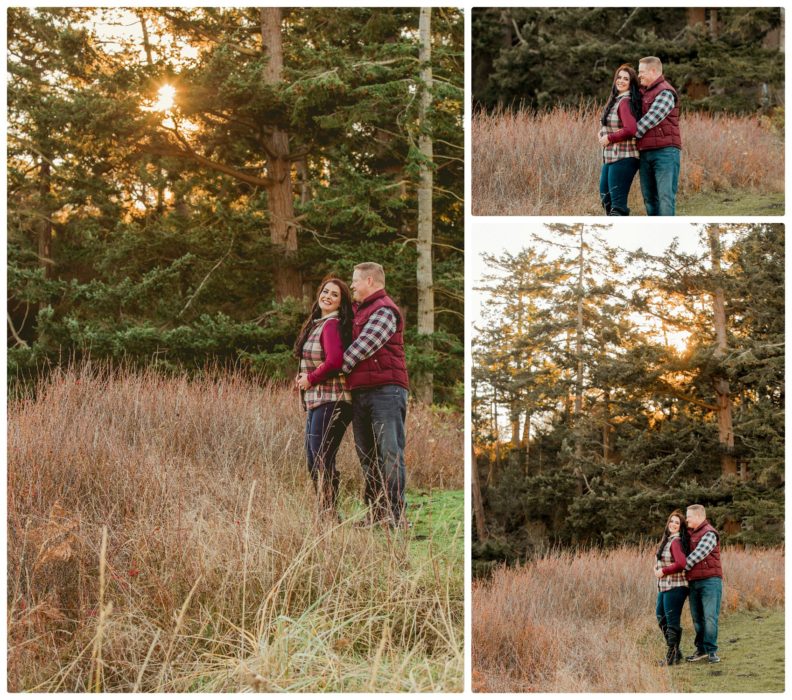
[7,8,464,404]
[472,7,784,113]
[473,224,784,563]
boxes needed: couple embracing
[293,262,409,529]
[599,56,681,216]
[654,505,723,666]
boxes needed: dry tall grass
[7,365,463,691]
[472,105,785,215]
[472,546,784,692]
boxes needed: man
[683,504,723,664]
[342,262,409,528]
[635,56,682,216]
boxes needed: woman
[294,277,354,521]
[654,509,690,666]
[598,64,642,215]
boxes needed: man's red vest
[638,75,682,152]
[347,288,409,391]
[687,520,723,581]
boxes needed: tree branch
[511,18,528,46]
[177,236,235,318]
[7,312,29,348]
[140,143,275,189]
[656,384,718,412]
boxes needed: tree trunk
[139,11,154,65]
[260,8,301,301]
[471,445,488,541]
[415,7,435,403]
[522,411,531,474]
[602,390,612,462]
[564,328,573,422]
[573,228,584,495]
[38,161,53,280]
[708,9,719,39]
[510,401,521,448]
[707,225,737,477]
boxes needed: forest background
[8,7,464,405]
[472,223,784,570]
[471,7,785,215]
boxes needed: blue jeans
[599,157,639,215]
[305,401,352,513]
[351,385,408,523]
[656,586,688,638]
[639,147,681,216]
[688,577,722,654]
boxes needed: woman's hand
[655,569,665,579]
[296,373,311,391]
[599,133,610,147]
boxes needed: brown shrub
[472,105,784,215]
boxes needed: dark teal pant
[688,577,722,654]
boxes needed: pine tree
[472,7,784,113]
[7,8,463,403]
[473,224,784,560]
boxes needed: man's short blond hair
[354,262,385,286]
[687,504,706,518]
[639,56,663,73]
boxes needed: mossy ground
[653,608,785,692]
[678,190,784,215]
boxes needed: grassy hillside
[7,367,464,692]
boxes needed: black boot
[656,619,668,665]
[660,627,681,666]
[673,629,683,664]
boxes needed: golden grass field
[472,105,784,215]
[473,545,784,692]
[8,366,464,691]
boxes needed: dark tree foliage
[473,224,784,570]
[472,7,784,113]
[8,7,463,404]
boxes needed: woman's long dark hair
[293,276,354,358]
[600,63,642,125]
[655,509,691,560]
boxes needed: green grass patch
[338,489,463,557]
[660,608,785,692]
[678,190,784,215]
[408,490,463,547]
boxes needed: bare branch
[7,312,29,348]
[177,236,235,318]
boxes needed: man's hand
[655,569,665,579]
[599,133,610,147]
[296,373,311,391]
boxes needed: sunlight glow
[149,84,176,112]
[663,329,692,354]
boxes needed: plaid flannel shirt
[342,307,397,375]
[684,531,718,571]
[600,94,639,163]
[656,535,688,592]
[299,314,351,409]
[635,89,675,139]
